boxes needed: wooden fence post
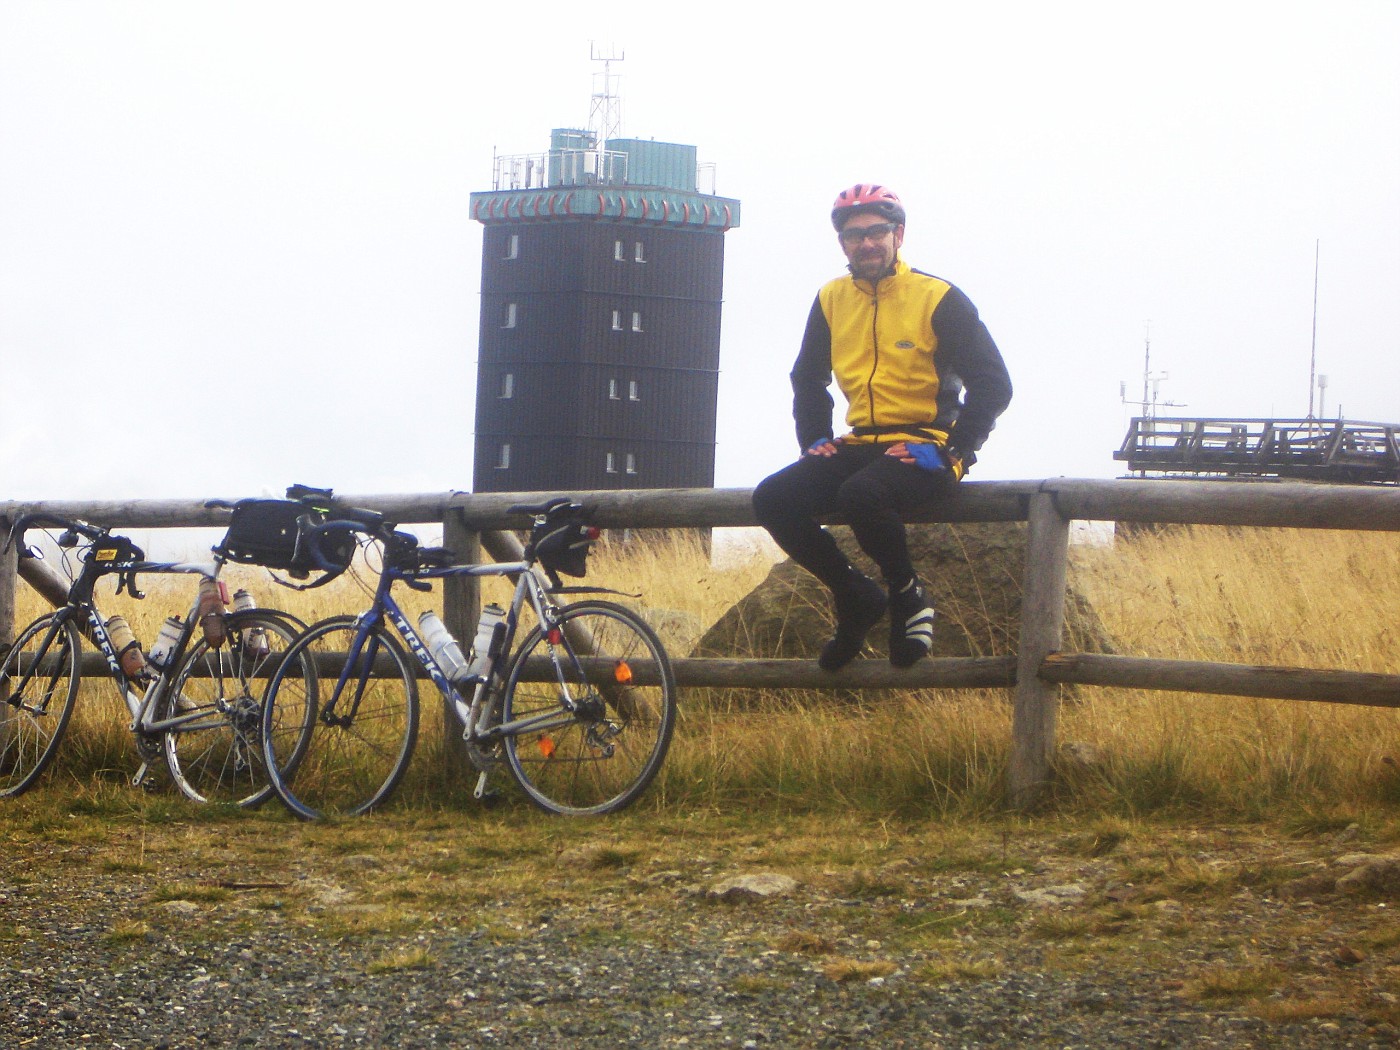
[1007,490,1070,809]
[440,509,480,780]
[0,519,15,650]
[0,519,16,756]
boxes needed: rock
[705,873,799,902]
[1276,873,1338,900]
[1057,741,1105,774]
[1012,883,1088,907]
[693,522,1112,662]
[1336,856,1400,897]
[1334,945,1365,966]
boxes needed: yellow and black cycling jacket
[790,256,1012,466]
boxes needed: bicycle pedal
[472,772,499,803]
[131,761,151,789]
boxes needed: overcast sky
[2,1,1396,504]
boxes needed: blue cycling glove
[905,443,948,473]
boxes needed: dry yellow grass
[9,522,1400,818]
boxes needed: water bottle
[418,611,468,681]
[104,616,148,679]
[148,616,185,670]
[466,604,506,681]
[198,576,229,648]
[231,589,270,658]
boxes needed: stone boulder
[694,521,1111,661]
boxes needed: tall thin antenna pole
[1142,322,1151,419]
[1308,239,1319,419]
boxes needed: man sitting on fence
[752,183,1013,671]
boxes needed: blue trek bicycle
[258,490,677,819]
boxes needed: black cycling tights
[751,444,957,594]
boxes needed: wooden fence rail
[4,478,1399,808]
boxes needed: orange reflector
[613,659,633,684]
[548,628,562,645]
[537,735,556,759]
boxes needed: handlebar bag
[217,499,354,576]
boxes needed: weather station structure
[1113,316,1399,486]
[467,49,741,493]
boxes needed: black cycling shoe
[818,572,888,672]
[889,578,936,668]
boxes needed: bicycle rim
[162,610,315,807]
[501,601,676,815]
[262,617,418,819]
[0,613,81,799]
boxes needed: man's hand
[886,441,964,478]
[805,437,841,458]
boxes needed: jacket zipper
[864,280,881,429]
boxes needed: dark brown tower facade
[469,131,740,492]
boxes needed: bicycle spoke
[163,611,314,808]
[502,601,675,815]
[262,618,418,819]
[0,614,81,798]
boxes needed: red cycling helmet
[830,183,906,230]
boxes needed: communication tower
[468,52,741,493]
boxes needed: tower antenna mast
[589,43,625,157]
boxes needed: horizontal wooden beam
[668,655,1018,690]
[1039,652,1400,708]
[5,477,1397,533]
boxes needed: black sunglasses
[838,222,898,246]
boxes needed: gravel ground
[2,815,1397,1049]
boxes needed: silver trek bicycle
[0,513,315,805]
[258,492,677,820]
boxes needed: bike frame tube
[355,555,577,741]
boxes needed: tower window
[605,452,618,474]
[628,380,640,401]
[503,234,519,260]
[611,309,623,331]
[608,378,620,400]
[499,373,514,399]
[625,453,637,475]
[496,443,511,469]
[634,241,646,263]
[631,311,643,332]
[614,239,626,262]
[502,302,517,328]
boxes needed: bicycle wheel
[261,616,419,819]
[501,600,676,815]
[0,613,82,799]
[161,610,316,807]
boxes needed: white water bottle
[418,611,468,681]
[148,616,185,669]
[231,589,270,658]
[466,604,506,681]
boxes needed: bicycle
[0,513,316,805]
[259,492,677,819]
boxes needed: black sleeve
[932,286,1012,456]
[790,296,836,451]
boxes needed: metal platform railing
[1115,417,1400,484]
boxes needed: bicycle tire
[161,610,316,807]
[261,615,419,820]
[0,613,82,799]
[500,600,676,816]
